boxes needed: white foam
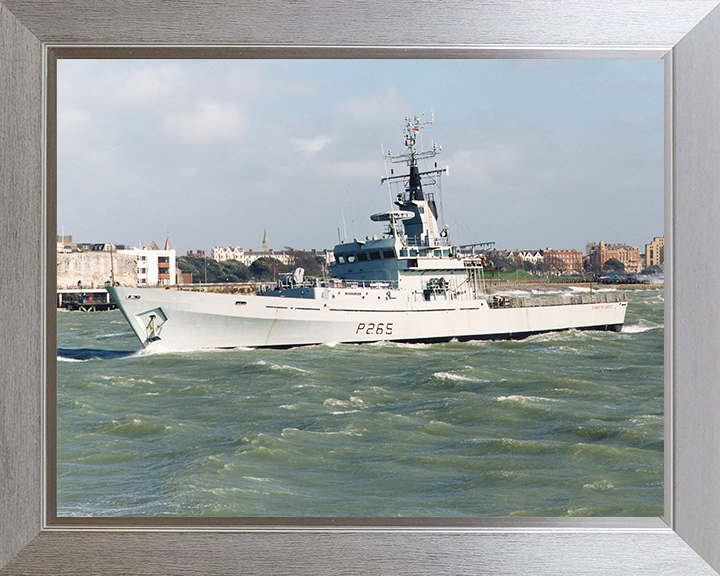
[392,341,432,349]
[136,345,251,356]
[497,394,559,405]
[434,371,475,382]
[94,332,130,340]
[622,323,662,334]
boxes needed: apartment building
[119,236,177,286]
[645,236,664,268]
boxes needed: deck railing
[487,291,627,309]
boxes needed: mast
[381,113,448,246]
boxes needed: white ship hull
[108,285,627,350]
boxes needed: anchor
[147,314,162,342]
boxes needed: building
[509,250,544,265]
[57,246,137,288]
[211,245,292,266]
[588,241,642,274]
[187,249,206,258]
[57,233,73,253]
[211,230,292,266]
[320,248,335,266]
[543,248,583,275]
[118,235,177,286]
[645,236,664,268]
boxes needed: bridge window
[337,255,346,264]
[383,250,396,259]
[369,251,381,260]
[357,252,368,261]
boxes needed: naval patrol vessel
[108,114,627,349]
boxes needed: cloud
[290,135,334,156]
[112,65,185,107]
[224,62,320,100]
[57,60,663,254]
[163,101,248,144]
[335,87,410,127]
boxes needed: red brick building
[543,249,582,275]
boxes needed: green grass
[493,269,536,281]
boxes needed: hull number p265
[356,322,393,335]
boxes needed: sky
[57,59,664,256]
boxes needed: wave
[582,479,616,491]
[496,394,560,405]
[134,345,251,355]
[250,360,311,374]
[622,323,663,334]
[94,332,132,340]
[390,341,434,349]
[433,371,475,382]
[57,348,138,361]
[567,285,618,293]
[104,417,168,438]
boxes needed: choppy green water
[57,287,663,517]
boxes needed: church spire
[261,229,270,253]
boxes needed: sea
[56,286,664,518]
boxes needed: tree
[177,255,221,283]
[602,257,625,274]
[284,247,326,276]
[217,274,240,283]
[220,260,252,282]
[250,257,281,281]
[544,255,565,275]
[177,255,251,283]
[485,250,513,273]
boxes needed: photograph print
[56,58,664,518]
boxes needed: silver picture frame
[2,1,720,574]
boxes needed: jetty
[57,288,115,311]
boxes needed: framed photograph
[2,1,720,574]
